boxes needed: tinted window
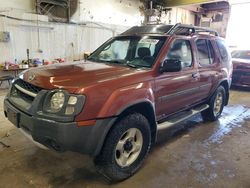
[196,39,215,66]
[216,39,229,62]
[165,39,193,68]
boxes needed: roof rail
[167,23,219,37]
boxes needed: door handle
[192,72,199,79]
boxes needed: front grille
[11,79,43,102]
[15,79,42,94]
[15,87,34,101]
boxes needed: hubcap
[213,91,223,116]
[115,128,143,167]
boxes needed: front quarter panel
[97,82,155,118]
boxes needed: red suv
[4,24,232,181]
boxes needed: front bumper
[4,99,116,156]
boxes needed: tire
[201,86,226,121]
[94,113,151,182]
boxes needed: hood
[21,61,143,91]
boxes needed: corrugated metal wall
[0,16,128,63]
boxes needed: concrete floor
[0,88,249,188]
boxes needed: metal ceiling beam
[201,1,229,11]
[163,0,227,7]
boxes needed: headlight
[68,96,77,105]
[50,91,65,112]
[43,90,85,116]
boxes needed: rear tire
[94,113,151,182]
[201,86,226,121]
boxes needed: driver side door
[154,38,201,120]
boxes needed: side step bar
[157,104,209,131]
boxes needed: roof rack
[120,23,219,37]
[167,23,219,36]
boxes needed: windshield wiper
[126,63,137,68]
[87,58,115,63]
[101,60,138,69]
[107,60,122,64]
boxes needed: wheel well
[116,102,157,144]
[220,80,229,105]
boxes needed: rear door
[154,37,202,120]
[195,38,219,99]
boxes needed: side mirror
[83,52,91,60]
[160,59,182,73]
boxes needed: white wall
[73,0,143,26]
[226,3,250,49]
[161,7,195,25]
[0,0,34,12]
[202,11,230,38]
[0,15,128,63]
[0,0,143,26]
[0,0,195,26]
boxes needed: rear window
[216,39,230,62]
[196,39,215,66]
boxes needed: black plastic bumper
[4,99,117,156]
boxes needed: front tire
[201,86,226,121]
[94,113,151,182]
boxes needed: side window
[216,39,229,62]
[196,39,215,66]
[165,39,193,68]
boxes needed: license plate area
[6,107,20,128]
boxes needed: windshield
[88,36,166,68]
[232,50,250,60]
